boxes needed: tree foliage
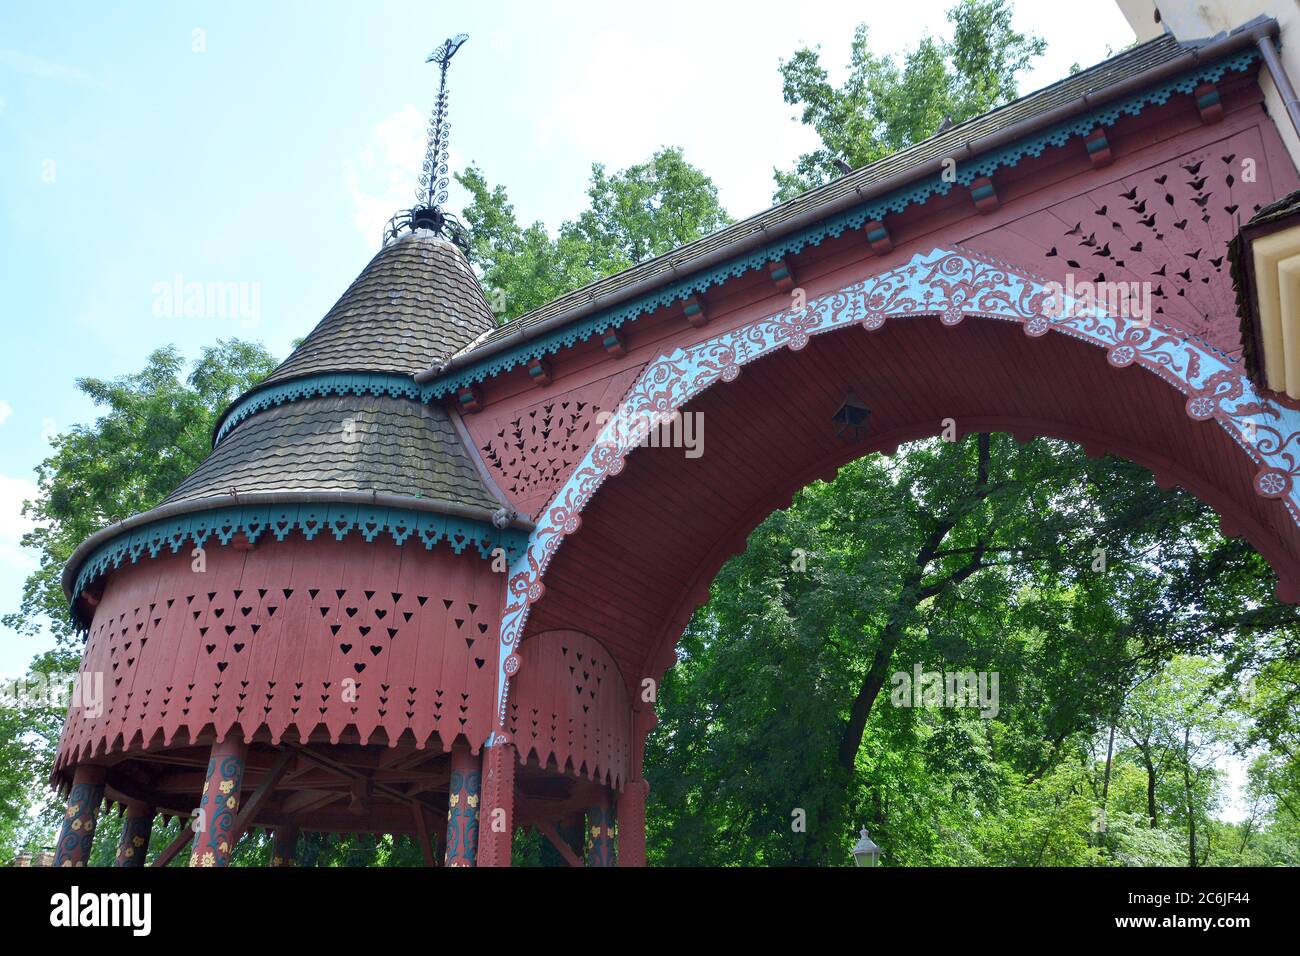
[458,147,731,321]
[5,341,276,646]
[773,0,1045,199]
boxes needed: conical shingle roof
[165,394,503,513]
[257,232,495,390]
[62,230,523,615]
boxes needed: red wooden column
[585,790,616,867]
[617,702,656,867]
[444,740,481,867]
[189,736,248,867]
[270,825,299,867]
[616,778,649,867]
[113,801,154,867]
[475,740,516,867]
[54,764,106,867]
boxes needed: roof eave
[415,16,1280,385]
[61,489,535,605]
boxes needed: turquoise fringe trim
[71,504,527,601]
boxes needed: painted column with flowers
[444,740,481,867]
[189,736,248,867]
[113,801,154,867]
[270,825,299,867]
[54,764,106,866]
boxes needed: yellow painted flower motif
[219,779,234,795]
[218,840,229,854]
[71,819,83,831]
[226,795,238,810]
[66,804,80,819]
[198,850,215,867]
[449,794,459,808]
[61,860,73,867]
[132,836,145,847]
[271,855,283,866]
[123,848,135,859]
[202,781,209,794]
[467,794,478,809]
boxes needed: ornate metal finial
[383,33,472,250]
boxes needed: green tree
[645,435,1287,866]
[458,147,731,322]
[0,342,275,862]
[773,0,1045,199]
[5,340,277,645]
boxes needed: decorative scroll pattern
[72,503,525,602]
[54,779,104,866]
[191,742,246,867]
[489,247,1300,725]
[424,52,1259,400]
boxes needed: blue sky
[0,1,1136,673]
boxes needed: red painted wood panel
[55,533,505,772]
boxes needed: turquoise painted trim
[421,48,1259,400]
[211,48,1261,434]
[215,372,421,444]
[71,504,527,600]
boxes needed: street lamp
[852,828,882,867]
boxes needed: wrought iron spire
[383,33,471,249]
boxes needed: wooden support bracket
[526,357,552,387]
[456,385,483,414]
[864,220,893,255]
[767,257,795,293]
[1083,127,1113,168]
[1195,82,1223,124]
[601,328,627,358]
[681,294,708,328]
[969,176,999,213]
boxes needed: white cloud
[342,104,423,246]
[343,104,474,247]
[0,474,39,572]
[0,400,11,427]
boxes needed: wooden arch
[491,247,1300,725]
